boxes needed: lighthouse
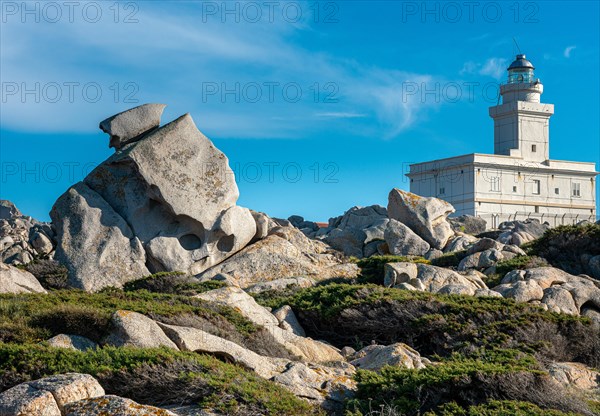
[489,54,554,163]
[407,53,598,227]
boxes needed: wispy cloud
[0,3,445,140]
[564,45,576,58]
[460,57,507,80]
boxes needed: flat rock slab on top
[99,103,166,149]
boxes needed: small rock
[103,310,178,349]
[272,305,306,337]
[46,334,98,351]
[64,395,177,416]
[350,343,426,371]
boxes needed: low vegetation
[0,343,319,415]
[0,286,295,359]
[356,255,430,284]
[484,255,550,287]
[345,352,590,415]
[255,283,600,367]
[123,271,226,295]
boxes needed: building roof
[508,54,535,71]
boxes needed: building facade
[408,54,598,228]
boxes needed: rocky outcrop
[0,200,56,266]
[157,323,288,378]
[196,286,343,363]
[0,373,104,416]
[492,267,600,323]
[548,362,600,391]
[497,219,549,246]
[384,262,487,295]
[0,263,46,293]
[273,305,306,337]
[51,106,262,291]
[198,226,358,287]
[387,189,455,250]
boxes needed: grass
[123,271,227,295]
[0,288,258,345]
[0,343,320,415]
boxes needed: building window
[439,187,445,195]
[490,176,500,192]
[572,182,581,197]
[533,179,541,195]
[555,188,559,195]
[532,144,537,152]
[534,206,539,213]
[512,186,517,193]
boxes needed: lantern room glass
[508,68,534,84]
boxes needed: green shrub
[0,343,319,415]
[357,255,430,284]
[428,400,579,416]
[24,259,69,290]
[123,272,226,295]
[346,353,588,415]
[431,250,469,268]
[256,284,600,367]
[526,224,600,275]
[0,290,257,343]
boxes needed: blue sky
[1,0,599,222]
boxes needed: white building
[408,54,598,228]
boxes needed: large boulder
[157,323,287,378]
[196,286,343,363]
[50,183,150,292]
[0,263,46,293]
[384,262,487,294]
[198,226,358,287]
[103,310,178,349]
[387,189,454,249]
[0,373,104,416]
[323,227,366,258]
[384,219,430,256]
[497,219,549,246]
[52,107,261,290]
[0,200,21,220]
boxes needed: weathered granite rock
[458,248,504,271]
[350,343,427,371]
[548,362,600,391]
[0,200,21,220]
[103,310,178,349]
[324,227,366,258]
[50,182,150,292]
[384,219,430,256]
[53,108,264,290]
[273,305,306,337]
[448,215,487,235]
[493,279,544,303]
[542,287,579,315]
[198,226,358,287]
[0,373,104,416]
[196,286,343,363]
[64,395,177,416]
[46,334,98,351]
[99,103,166,149]
[497,219,549,246]
[0,262,46,293]
[387,189,454,249]
[158,323,287,378]
[245,277,315,294]
[0,383,61,416]
[272,362,355,411]
[28,374,105,412]
[385,262,486,294]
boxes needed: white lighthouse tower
[408,53,598,227]
[489,54,554,163]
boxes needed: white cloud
[460,58,507,80]
[0,3,444,139]
[564,46,576,58]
